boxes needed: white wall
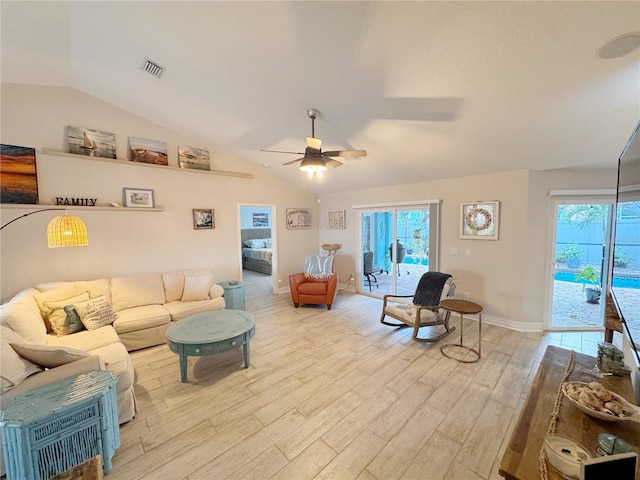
[0,84,318,299]
[319,166,618,329]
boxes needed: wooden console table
[499,345,640,479]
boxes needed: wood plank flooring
[107,271,610,480]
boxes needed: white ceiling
[2,1,639,194]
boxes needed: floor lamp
[0,208,89,247]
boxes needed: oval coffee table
[166,309,256,382]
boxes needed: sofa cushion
[113,305,171,334]
[73,295,116,330]
[0,289,47,345]
[89,342,134,394]
[74,278,112,303]
[164,298,226,321]
[298,282,329,295]
[0,326,42,393]
[10,343,89,368]
[111,273,166,312]
[33,283,77,313]
[47,325,120,351]
[181,272,214,301]
[162,271,185,303]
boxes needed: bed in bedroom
[241,228,272,275]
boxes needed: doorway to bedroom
[239,205,276,297]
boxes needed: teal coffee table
[166,309,256,382]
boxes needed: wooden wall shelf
[40,148,254,179]
[1,204,165,212]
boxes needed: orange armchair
[289,256,338,310]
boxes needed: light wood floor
[107,271,611,480]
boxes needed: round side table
[439,298,483,363]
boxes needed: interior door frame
[237,203,278,295]
[544,190,615,331]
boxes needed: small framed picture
[123,188,155,208]
[460,201,500,240]
[327,209,346,229]
[286,208,312,230]
[193,208,214,230]
[253,212,269,227]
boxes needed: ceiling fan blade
[325,158,343,168]
[282,157,305,166]
[261,149,305,155]
[323,149,367,158]
[306,137,322,150]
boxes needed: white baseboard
[480,313,543,332]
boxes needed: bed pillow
[244,239,265,249]
[181,273,214,301]
[73,295,116,330]
[263,238,272,248]
[10,343,89,369]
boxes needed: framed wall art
[253,212,269,227]
[128,137,168,165]
[123,188,155,208]
[327,209,346,229]
[66,126,116,159]
[0,144,38,204]
[460,201,500,240]
[193,209,214,230]
[286,208,312,230]
[178,145,210,171]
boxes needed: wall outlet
[349,274,354,280]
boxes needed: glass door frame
[544,191,615,331]
[355,200,441,297]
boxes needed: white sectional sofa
[0,268,226,423]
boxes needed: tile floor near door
[107,270,616,480]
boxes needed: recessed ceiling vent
[141,57,165,78]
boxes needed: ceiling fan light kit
[260,108,367,179]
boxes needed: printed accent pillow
[303,256,334,279]
[181,273,213,302]
[73,295,116,330]
[10,343,89,369]
[44,291,91,336]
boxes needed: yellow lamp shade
[47,215,88,248]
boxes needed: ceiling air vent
[141,57,165,79]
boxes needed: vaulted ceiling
[2,1,639,194]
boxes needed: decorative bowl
[561,381,640,423]
[544,434,591,479]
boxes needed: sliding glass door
[359,202,439,297]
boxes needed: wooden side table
[439,298,483,363]
[0,370,119,480]
[219,280,245,310]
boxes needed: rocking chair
[380,271,456,342]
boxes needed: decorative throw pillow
[181,273,213,302]
[44,291,91,336]
[10,343,89,369]
[304,255,334,279]
[63,305,87,334]
[73,295,116,330]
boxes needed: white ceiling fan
[261,108,367,178]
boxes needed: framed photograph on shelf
[66,126,116,159]
[327,209,346,229]
[286,208,312,230]
[193,209,214,230]
[178,145,210,171]
[460,201,500,240]
[123,188,155,208]
[0,144,38,204]
[128,137,168,165]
